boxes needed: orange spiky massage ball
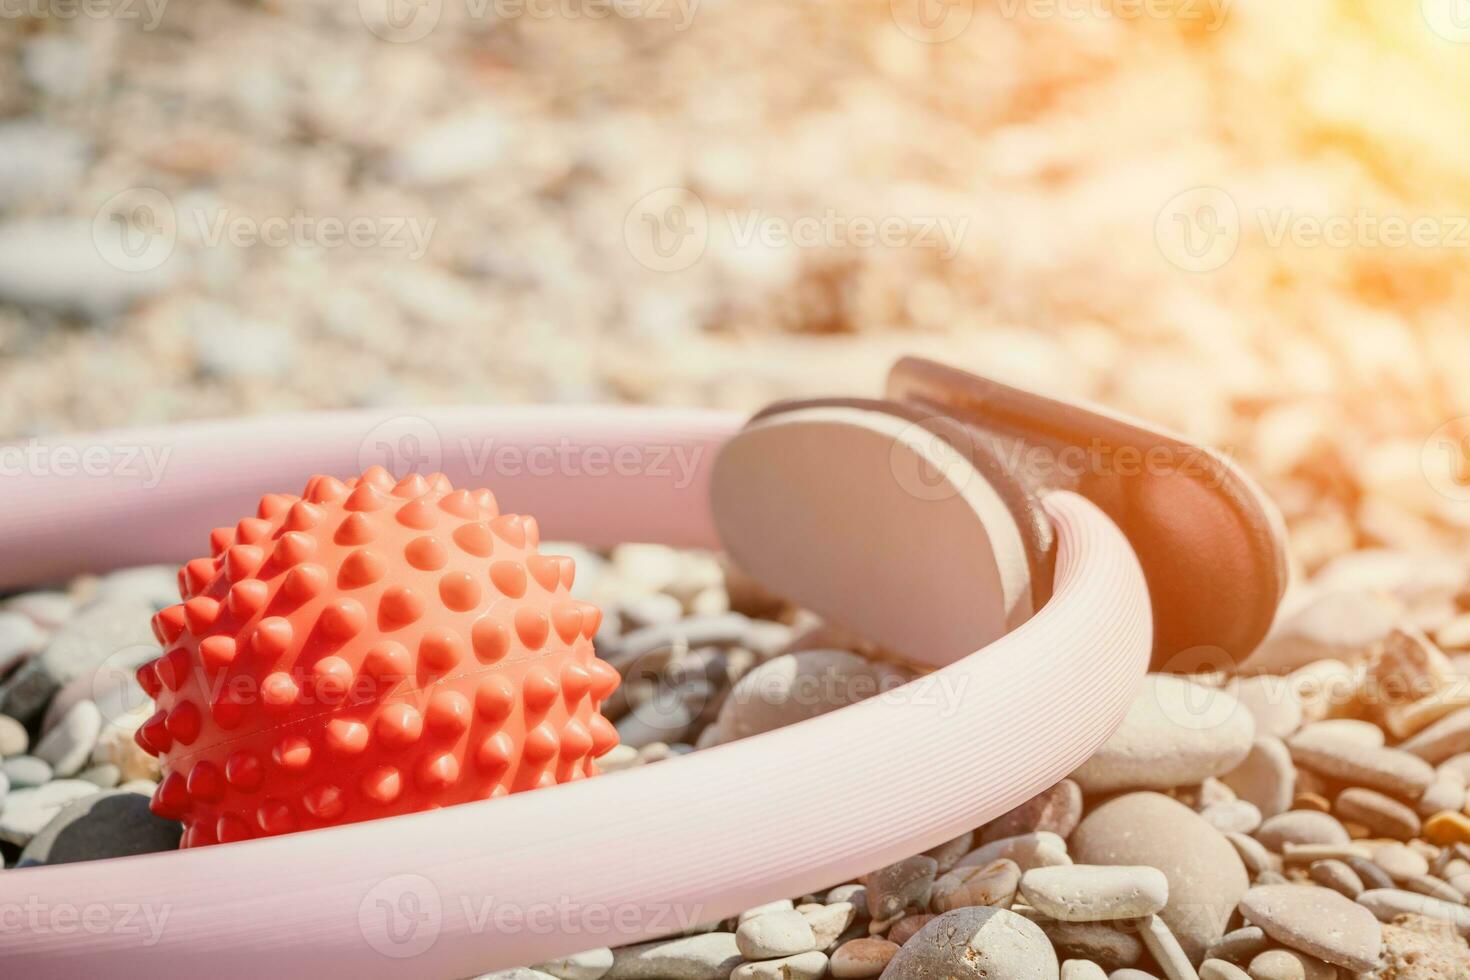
[135,467,621,847]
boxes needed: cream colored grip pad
[710,406,1033,669]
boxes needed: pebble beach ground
[7,539,1470,978]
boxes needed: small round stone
[981,780,1084,843]
[1334,787,1420,841]
[735,908,817,960]
[0,779,99,846]
[1201,800,1263,835]
[830,938,898,978]
[1222,736,1296,819]
[879,907,1058,979]
[865,855,938,925]
[1307,859,1364,899]
[1374,842,1430,880]
[532,947,613,980]
[731,951,828,980]
[1060,961,1107,980]
[931,859,1021,914]
[1247,948,1336,980]
[1037,921,1143,971]
[1255,811,1350,852]
[1199,960,1251,980]
[32,698,102,777]
[2,754,53,788]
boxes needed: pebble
[1229,831,1279,880]
[0,598,156,726]
[1198,961,1249,980]
[731,951,827,980]
[603,932,742,980]
[1422,810,1470,846]
[0,611,46,675]
[800,902,855,948]
[2,754,54,788]
[1201,800,1263,835]
[1136,914,1195,980]
[1403,873,1464,904]
[1109,972,1161,980]
[1228,676,1303,739]
[736,909,817,960]
[33,699,102,777]
[1334,787,1420,840]
[865,855,938,926]
[77,763,122,788]
[1307,859,1364,898]
[739,901,795,924]
[1071,675,1255,794]
[1061,962,1108,980]
[982,780,1084,844]
[1038,921,1143,971]
[927,831,977,872]
[609,614,752,673]
[825,885,869,918]
[1286,730,1435,800]
[1255,811,1350,852]
[1356,889,1470,937]
[0,714,29,757]
[829,939,897,978]
[885,914,934,945]
[617,593,685,630]
[533,948,614,980]
[931,859,1021,913]
[1237,883,1382,972]
[1242,590,1399,675]
[1019,865,1169,922]
[1400,707,1470,764]
[477,971,559,980]
[0,779,100,846]
[18,789,183,866]
[1344,854,1396,890]
[1415,770,1465,817]
[0,219,178,319]
[1295,720,1384,748]
[1071,793,1247,961]
[597,745,640,773]
[1246,949,1335,980]
[2,592,74,629]
[714,650,902,743]
[1204,926,1270,965]
[878,907,1059,979]
[958,832,1072,872]
[1374,843,1430,880]
[1221,737,1296,819]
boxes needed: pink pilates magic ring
[0,359,1281,978]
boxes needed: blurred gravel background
[2,0,1470,574]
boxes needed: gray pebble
[1287,730,1435,800]
[0,610,46,675]
[1202,926,1269,966]
[533,947,614,980]
[1224,833,1276,878]
[0,598,155,725]
[1334,786,1420,841]
[733,951,827,980]
[1403,873,1464,904]
[1037,921,1142,971]
[475,971,559,980]
[2,591,74,628]
[1019,865,1169,922]
[603,932,742,980]
[0,779,99,846]
[1307,859,1364,899]
[982,780,1084,844]
[1200,800,1262,836]
[1254,811,1349,853]
[1246,949,1334,980]
[879,907,1059,979]
[33,699,102,777]
[18,789,182,866]
[2,754,53,788]
[1356,888,1470,936]
[1061,962,1108,980]
[1198,962,1249,980]
[77,763,121,788]
[1343,855,1396,891]
[865,855,938,925]
[607,614,751,672]
[617,593,685,630]
[1221,737,1295,820]
[826,885,869,920]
